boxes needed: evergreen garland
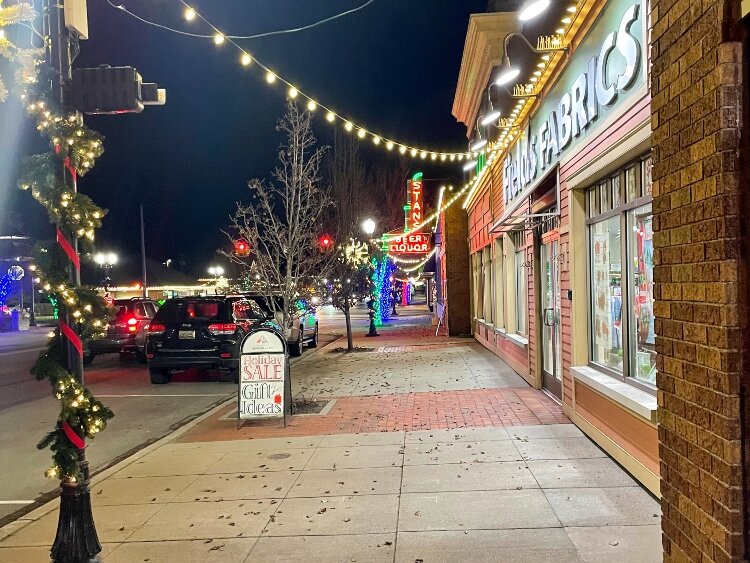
[16,71,114,481]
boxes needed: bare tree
[370,158,411,232]
[325,129,375,351]
[328,128,369,240]
[227,100,330,343]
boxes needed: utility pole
[140,204,148,298]
[43,0,102,561]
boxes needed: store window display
[586,156,655,389]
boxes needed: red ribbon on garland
[63,156,78,183]
[59,319,83,357]
[63,421,85,449]
[56,227,81,272]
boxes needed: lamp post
[362,218,376,237]
[29,264,38,326]
[94,252,118,290]
[208,266,225,293]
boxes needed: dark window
[153,300,226,323]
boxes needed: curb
[0,395,234,542]
[0,333,345,542]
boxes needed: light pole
[362,218,376,237]
[29,264,38,326]
[208,266,225,293]
[94,252,118,290]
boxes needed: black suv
[86,298,159,365]
[144,296,274,384]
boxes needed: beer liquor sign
[238,326,290,427]
[388,233,432,255]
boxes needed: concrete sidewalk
[0,320,662,562]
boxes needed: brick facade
[651,0,748,560]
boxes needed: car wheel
[149,368,171,384]
[308,324,318,348]
[136,349,148,364]
[83,351,95,366]
[289,328,303,357]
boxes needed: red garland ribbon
[59,319,83,357]
[63,156,78,183]
[56,228,81,272]
[62,421,85,449]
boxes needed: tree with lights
[227,100,331,347]
[328,240,373,351]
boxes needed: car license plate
[178,330,195,340]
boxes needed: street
[0,308,348,524]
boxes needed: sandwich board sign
[238,326,290,428]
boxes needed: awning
[489,211,560,233]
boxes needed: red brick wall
[651,0,748,560]
[443,202,472,336]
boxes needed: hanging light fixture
[463,160,478,171]
[494,32,567,86]
[469,138,488,152]
[518,0,551,21]
[480,109,502,126]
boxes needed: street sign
[238,326,290,428]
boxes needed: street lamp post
[362,218,376,237]
[94,252,118,290]
[29,264,38,326]
[208,266,225,293]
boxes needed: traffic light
[319,235,334,252]
[234,239,250,256]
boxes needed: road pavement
[0,314,343,524]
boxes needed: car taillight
[127,317,138,332]
[208,323,237,336]
[148,323,166,335]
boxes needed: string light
[399,248,437,274]
[172,1,467,161]
[288,86,298,98]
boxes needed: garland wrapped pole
[15,1,113,561]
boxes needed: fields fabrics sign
[503,0,646,206]
[388,233,432,254]
[238,327,290,426]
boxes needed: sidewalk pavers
[0,320,662,562]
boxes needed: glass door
[540,239,562,399]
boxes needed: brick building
[446,0,750,559]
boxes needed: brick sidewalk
[0,318,661,562]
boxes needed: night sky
[1,0,486,275]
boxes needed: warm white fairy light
[166,2,468,162]
[357,128,366,139]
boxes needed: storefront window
[587,155,654,389]
[629,204,655,384]
[590,215,623,373]
[515,247,527,335]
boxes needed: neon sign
[388,233,432,255]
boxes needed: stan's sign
[388,233,432,254]
[409,179,423,227]
[503,2,644,205]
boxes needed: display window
[586,155,655,389]
[510,231,527,336]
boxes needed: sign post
[238,326,291,428]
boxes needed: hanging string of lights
[107,0,473,161]
[398,248,437,274]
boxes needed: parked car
[144,295,276,384]
[247,295,318,357]
[85,298,159,365]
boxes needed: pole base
[51,452,102,563]
[365,332,380,337]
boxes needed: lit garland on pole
[371,256,396,326]
[14,70,114,481]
